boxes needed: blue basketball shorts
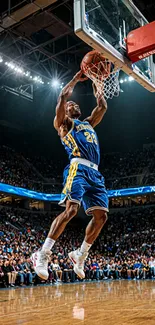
[59,161,109,215]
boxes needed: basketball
[81,50,102,69]
[81,50,103,73]
[81,50,111,80]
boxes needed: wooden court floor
[1,280,155,325]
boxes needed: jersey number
[84,132,97,145]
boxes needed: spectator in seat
[98,259,104,280]
[127,260,135,280]
[109,260,117,279]
[17,259,27,285]
[142,259,150,279]
[13,260,25,286]
[23,257,33,285]
[51,258,62,282]
[133,259,142,279]
[9,260,18,286]
[116,260,122,279]
[91,259,100,280]
[148,257,155,278]
[102,260,109,279]
[66,259,75,282]
[0,260,5,286]
[60,258,74,282]
[85,259,92,280]
[48,258,54,284]
[2,259,14,287]
[121,260,128,279]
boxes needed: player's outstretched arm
[54,71,87,130]
[84,83,107,128]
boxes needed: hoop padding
[81,55,120,100]
[127,21,155,63]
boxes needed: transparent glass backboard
[74,0,155,92]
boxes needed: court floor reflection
[1,280,155,324]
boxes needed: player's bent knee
[64,202,79,222]
[93,210,108,222]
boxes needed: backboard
[74,0,155,92]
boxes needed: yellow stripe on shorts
[62,162,78,195]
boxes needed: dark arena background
[0,1,155,325]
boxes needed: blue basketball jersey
[61,119,100,165]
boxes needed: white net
[83,58,120,100]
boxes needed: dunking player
[31,70,109,279]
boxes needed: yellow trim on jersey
[61,120,74,141]
[62,162,78,195]
[62,137,71,148]
[67,133,81,157]
[61,120,80,157]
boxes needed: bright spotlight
[0,56,3,63]
[25,71,30,77]
[16,67,23,74]
[124,78,127,82]
[33,76,39,81]
[51,79,60,88]
[120,79,124,84]
[128,76,134,81]
[8,62,15,69]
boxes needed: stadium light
[120,76,135,84]
[1,57,62,88]
[25,72,30,77]
[8,62,15,70]
[51,79,60,88]
[16,67,24,74]
[33,76,39,81]
[128,76,134,81]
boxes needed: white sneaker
[31,249,51,280]
[68,249,88,279]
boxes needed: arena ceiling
[0,0,154,84]
[0,0,90,84]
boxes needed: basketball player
[31,70,109,280]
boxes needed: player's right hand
[73,70,88,82]
[60,85,73,100]
[60,71,87,100]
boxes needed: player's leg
[44,200,79,241]
[31,163,86,280]
[82,209,107,244]
[80,171,109,254]
[31,201,79,280]
[69,169,108,279]
[69,210,107,279]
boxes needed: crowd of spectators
[0,145,155,193]
[0,145,62,193]
[26,155,64,181]
[102,147,155,179]
[0,145,41,190]
[1,204,155,288]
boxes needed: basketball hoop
[81,50,120,100]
